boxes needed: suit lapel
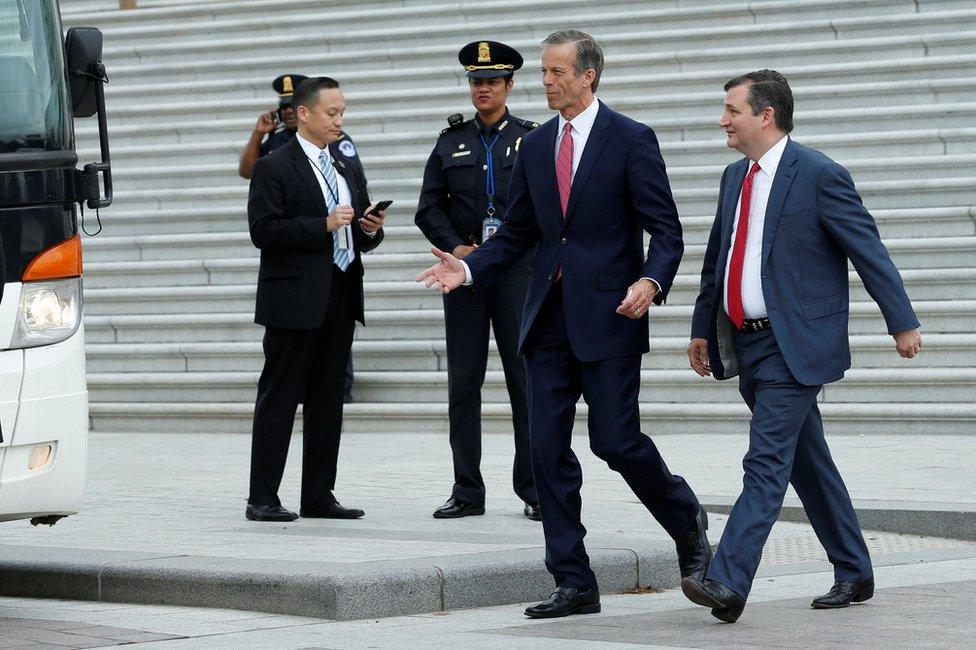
[564,101,610,224]
[288,137,327,216]
[761,138,799,269]
[538,117,561,225]
[721,159,748,246]
[714,159,748,292]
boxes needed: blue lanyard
[480,132,502,218]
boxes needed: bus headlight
[10,278,82,349]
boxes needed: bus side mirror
[64,27,105,118]
[65,26,112,209]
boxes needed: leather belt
[738,317,771,333]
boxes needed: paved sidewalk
[2,540,975,648]
[0,432,973,620]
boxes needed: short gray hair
[541,30,605,92]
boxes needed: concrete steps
[74,1,976,51]
[81,268,976,317]
[86,366,976,405]
[84,174,976,222]
[83,334,976,374]
[58,0,976,435]
[83,234,976,272]
[94,148,976,191]
[87,401,976,436]
[83,300,976,347]
[80,127,976,172]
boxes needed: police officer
[416,41,541,521]
[239,73,357,402]
[238,73,308,179]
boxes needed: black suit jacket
[247,135,383,328]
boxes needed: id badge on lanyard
[481,132,502,241]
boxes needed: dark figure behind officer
[239,74,356,403]
[238,73,308,180]
[416,41,541,521]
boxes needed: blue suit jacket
[691,138,919,386]
[465,101,684,362]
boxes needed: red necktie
[727,162,762,329]
[556,121,574,217]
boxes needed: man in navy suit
[682,70,922,623]
[418,30,710,618]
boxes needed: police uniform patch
[338,140,357,158]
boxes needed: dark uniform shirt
[259,127,296,157]
[416,109,538,252]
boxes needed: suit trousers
[443,256,536,506]
[523,284,700,589]
[708,327,872,599]
[248,266,356,508]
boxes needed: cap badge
[478,42,491,63]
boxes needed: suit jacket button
[547,273,553,281]
[561,237,567,244]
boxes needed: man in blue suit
[683,70,923,623]
[418,30,710,618]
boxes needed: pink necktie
[727,162,762,329]
[556,121,574,217]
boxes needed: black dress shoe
[523,502,542,521]
[432,498,485,519]
[675,506,712,580]
[524,586,601,618]
[680,577,745,623]
[811,577,874,609]
[245,503,298,522]
[300,501,365,519]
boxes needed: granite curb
[0,541,679,621]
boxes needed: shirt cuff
[460,260,473,286]
[360,222,378,238]
[640,277,660,295]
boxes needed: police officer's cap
[458,41,523,79]
[272,74,308,107]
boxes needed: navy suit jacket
[464,101,684,362]
[691,138,919,386]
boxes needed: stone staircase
[63,0,976,435]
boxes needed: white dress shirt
[555,96,601,179]
[723,134,790,319]
[296,133,373,263]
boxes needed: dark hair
[293,76,340,111]
[541,29,605,92]
[724,69,793,133]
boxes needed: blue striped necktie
[319,149,351,271]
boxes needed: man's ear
[582,68,596,89]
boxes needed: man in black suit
[245,76,386,522]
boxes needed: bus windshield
[0,0,70,154]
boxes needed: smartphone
[365,200,393,217]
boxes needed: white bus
[0,0,110,525]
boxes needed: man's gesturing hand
[616,279,659,319]
[416,247,466,294]
[687,338,711,377]
[327,205,355,232]
[894,328,922,359]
